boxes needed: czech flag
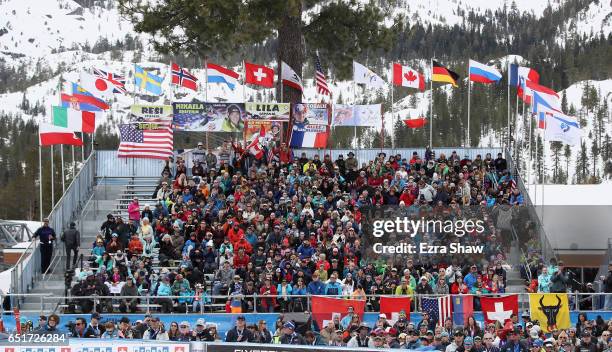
[469,60,502,84]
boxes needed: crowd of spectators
[64,142,547,315]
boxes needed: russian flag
[290,125,329,148]
[452,295,474,326]
[206,62,239,90]
[508,64,539,87]
[469,60,502,84]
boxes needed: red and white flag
[481,295,519,325]
[311,296,366,328]
[39,122,84,146]
[80,72,114,99]
[281,61,303,91]
[380,296,411,323]
[171,62,198,91]
[246,127,265,160]
[392,63,425,91]
[244,61,275,88]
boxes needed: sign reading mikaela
[130,104,173,121]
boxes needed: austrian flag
[392,63,425,91]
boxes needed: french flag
[206,62,239,90]
[509,64,539,87]
[290,125,329,148]
[469,60,502,84]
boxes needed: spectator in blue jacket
[307,272,325,295]
[297,240,315,259]
[324,273,343,296]
[464,265,479,289]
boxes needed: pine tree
[564,144,571,184]
[575,141,589,184]
[550,141,563,182]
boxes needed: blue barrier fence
[2,311,611,338]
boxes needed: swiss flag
[392,63,425,91]
[244,61,275,88]
[380,296,411,323]
[403,118,427,128]
[481,295,519,325]
[311,296,366,328]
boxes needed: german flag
[432,60,459,87]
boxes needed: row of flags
[39,56,582,151]
[311,293,570,333]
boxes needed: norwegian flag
[171,62,198,91]
[314,53,331,96]
[93,68,126,94]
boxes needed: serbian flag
[452,295,474,326]
[171,62,198,91]
[481,295,519,325]
[403,118,427,129]
[39,122,84,146]
[380,296,411,323]
[61,82,109,111]
[311,296,366,328]
[432,60,459,87]
[52,106,97,133]
[207,62,240,90]
[392,63,425,91]
[469,60,502,84]
[244,61,274,88]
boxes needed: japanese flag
[392,63,425,91]
[80,72,114,99]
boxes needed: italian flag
[52,106,97,133]
[39,122,83,146]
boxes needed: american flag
[421,296,453,327]
[92,68,127,94]
[118,117,173,159]
[314,53,331,96]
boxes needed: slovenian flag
[61,82,110,111]
[469,60,502,84]
[533,90,562,113]
[290,124,329,148]
[206,62,239,90]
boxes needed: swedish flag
[134,65,163,95]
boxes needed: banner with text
[332,104,381,127]
[244,120,284,145]
[245,102,290,121]
[172,102,246,132]
[130,104,173,121]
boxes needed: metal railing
[9,151,97,303]
[1,292,610,315]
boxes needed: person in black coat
[225,316,255,342]
[500,328,528,352]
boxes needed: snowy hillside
[558,0,612,42]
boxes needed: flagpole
[526,98,531,191]
[203,56,209,149]
[507,60,511,152]
[242,61,247,103]
[60,145,65,194]
[353,64,357,151]
[279,62,283,103]
[71,145,75,178]
[50,145,55,207]
[38,144,43,221]
[430,58,434,148]
[467,66,471,147]
[81,133,85,162]
[391,82,395,152]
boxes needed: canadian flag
[244,61,275,88]
[246,127,265,160]
[392,63,425,91]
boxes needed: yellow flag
[529,293,571,332]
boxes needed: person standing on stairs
[34,217,57,273]
[62,222,80,269]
